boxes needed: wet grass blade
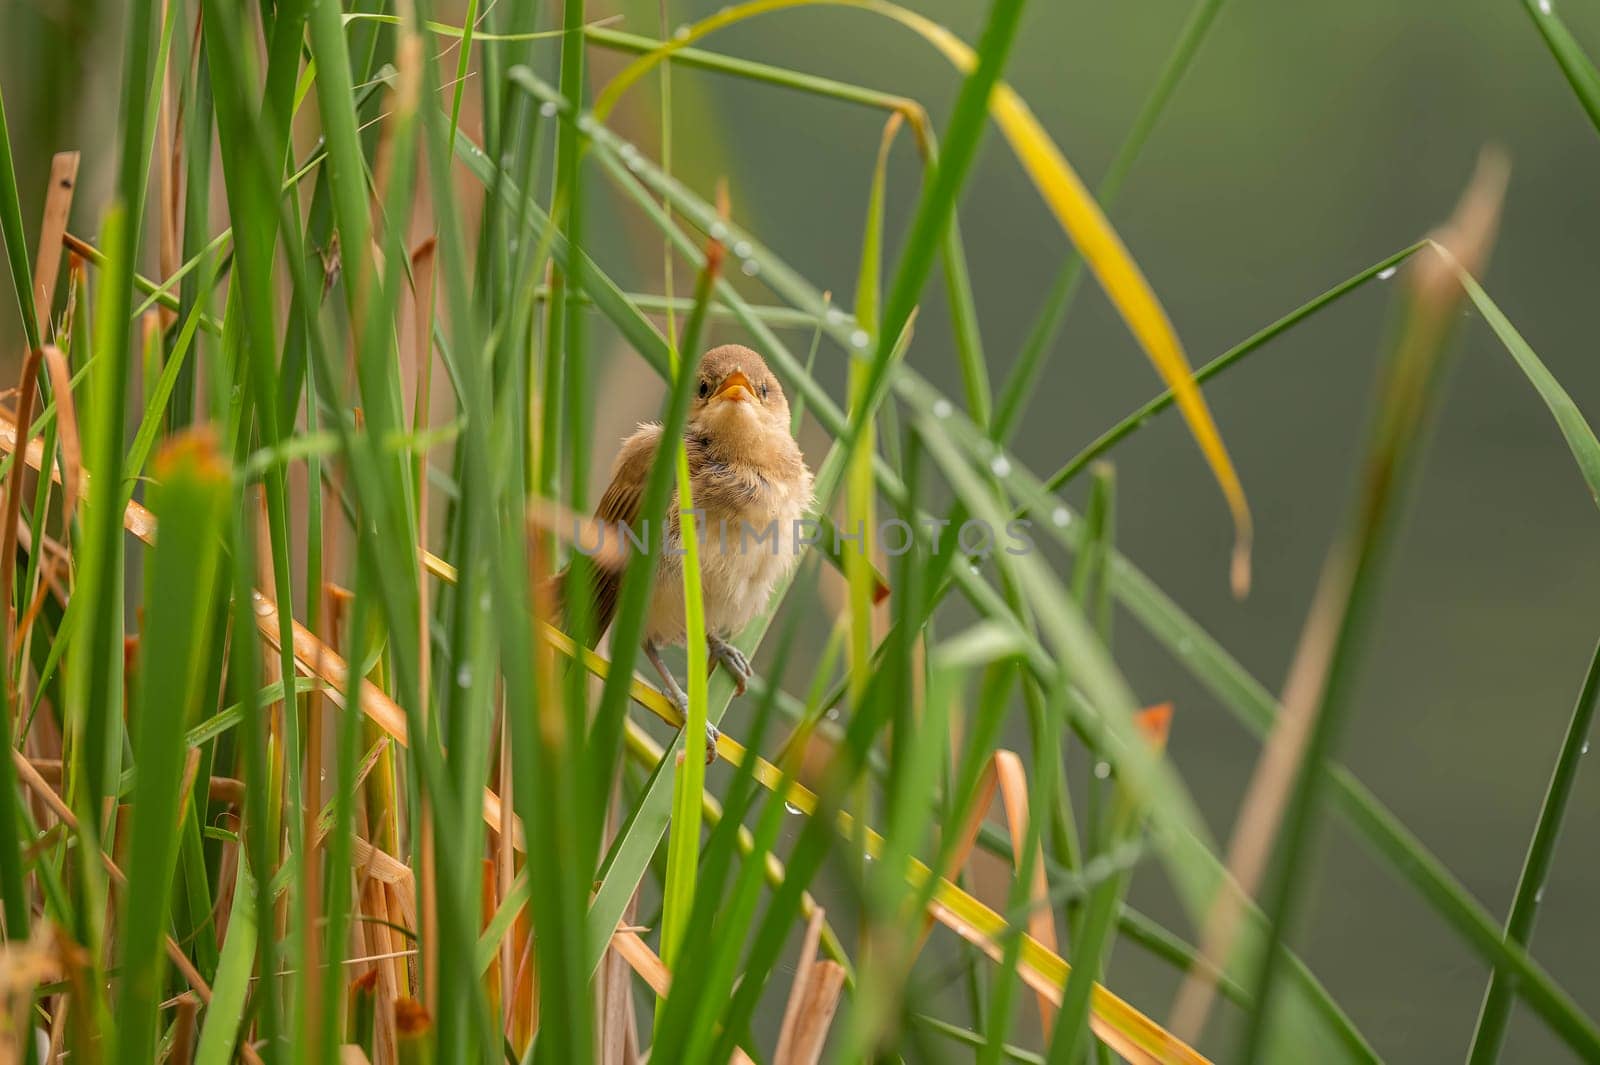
[1466,637,1600,1063]
[1521,0,1600,133]
[1037,244,1424,496]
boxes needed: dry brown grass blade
[509,918,538,1055]
[339,1046,374,1065]
[1168,149,1510,1044]
[0,348,45,664]
[599,896,641,1065]
[32,151,79,335]
[774,961,847,1065]
[772,906,828,1064]
[40,345,81,529]
[25,760,242,805]
[771,901,825,1055]
[993,749,1061,1038]
[611,928,670,1000]
[169,991,200,1065]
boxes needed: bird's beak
[713,370,755,404]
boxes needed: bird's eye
[759,383,770,400]
[698,381,711,399]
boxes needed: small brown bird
[565,344,813,756]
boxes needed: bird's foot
[702,720,721,766]
[658,683,719,765]
[645,639,722,765]
[709,636,752,696]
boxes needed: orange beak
[713,370,755,403]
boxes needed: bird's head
[688,344,793,454]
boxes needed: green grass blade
[1466,637,1600,1063]
[655,233,722,996]
[0,82,40,351]
[1447,251,1600,506]
[1036,244,1423,496]
[193,855,259,1065]
[115,432,231,1064]
[1521,0,1600,134]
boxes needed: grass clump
[0,2,1597,1063]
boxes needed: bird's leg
[644,639,719,765]
[707,634,751,696]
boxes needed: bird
[560,344,813,762]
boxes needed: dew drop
[932,398,954,419]
[784,801,803,815]
[539,101,557,118]
[1377,265,1398,281]
[850,329,870,350]
[1538,0,1552,13]
[709,221,729,242]
[253,597,274,616]
[732,240,753,258]
[457,664,473,689]
[1535,885,1546,903]
[740,258,760,277]
[825,308,847,326]
[673,24,691,39]
[1051,507,1071,527]
[625,153,645,173]
[1583,740,1591,755]
[990,455,1012,477]
[1093,761,1111,780]
[826,707,840,720]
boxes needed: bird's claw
[709,637,752,696]
[661,683,719,765]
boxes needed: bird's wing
[561,423,661,641]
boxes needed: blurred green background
[5,0,1599,1059]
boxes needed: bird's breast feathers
[648,449,812,643]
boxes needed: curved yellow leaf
[593,0,1253,594]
